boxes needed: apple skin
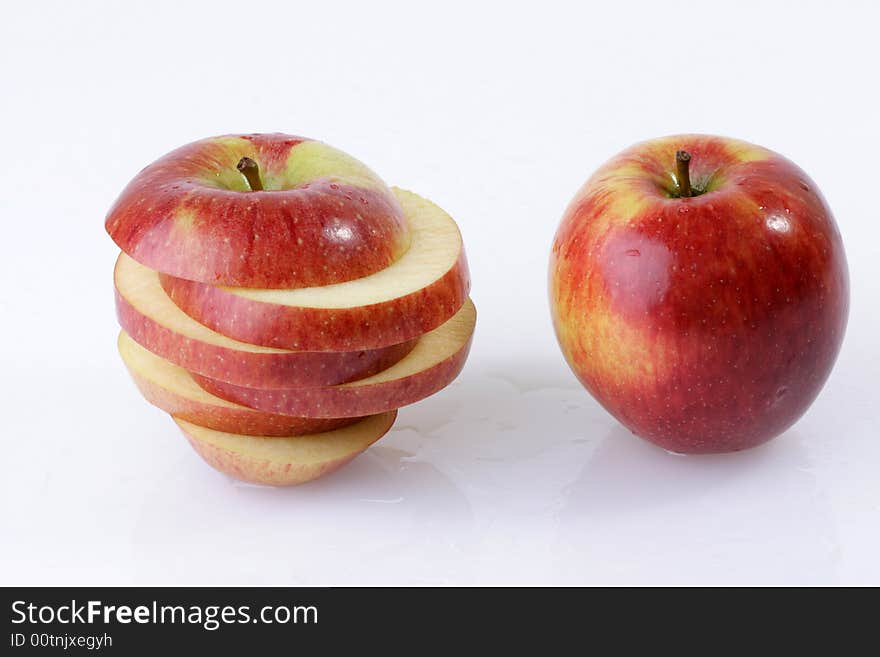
[115,282,417,389]
[119,331,359,437]
[105,133,410,289]
[550,134,849,454]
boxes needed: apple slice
[160,188,470,351]
[192,299,476,418]
[176,411,397,486]
[105,134,411,289]
[118,331,359,436]
[114,253,416,389]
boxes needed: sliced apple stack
[106,133,474,486]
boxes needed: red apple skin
[158,250,470,351]
[105,134,410,289]
[115,289,417,389]
[191,336,474,418]
[550,135,849,454]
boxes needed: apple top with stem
[105,133,411,289]
[550,134,849,453]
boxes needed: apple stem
[237,157,264,191]
[676,150,692,198]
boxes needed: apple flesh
[177,411,397,486]
[193,298,477,418]
[118,331,359,436]
[550,134,849,454]
[105,134,411,289]
[160,188,470,351]
[114,253,416,388]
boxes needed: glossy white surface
[1,0,878,585]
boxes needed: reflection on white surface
[2,341,872,585]
[554,426,839,584]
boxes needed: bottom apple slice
[192,298,476,418]
[118,331,358,436]
[175,412,397,486]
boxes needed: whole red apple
[549,135,849,454]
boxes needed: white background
[1,0,878,585]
